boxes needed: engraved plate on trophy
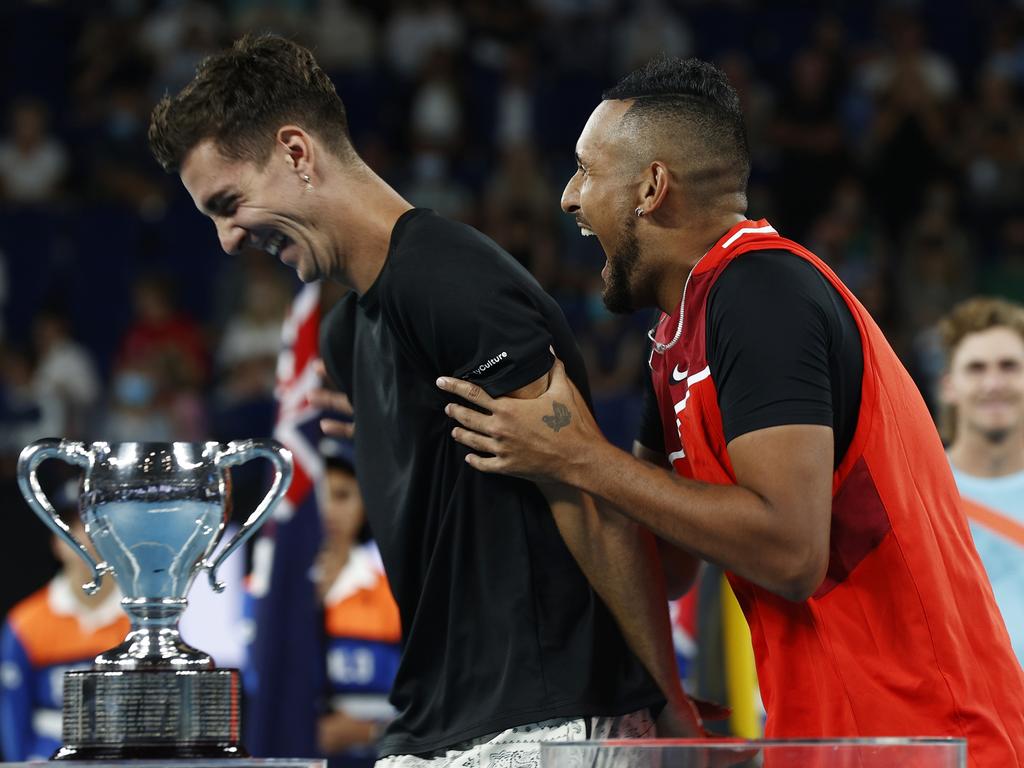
[17,439,293,760]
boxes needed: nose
[215,219,247,255]
[561,173,580,215]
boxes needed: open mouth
[257,230,291,257]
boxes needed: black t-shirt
[321,209,660,757]
[638,250,863,467]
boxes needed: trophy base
[53,743,247,760]
[58,668,246,760]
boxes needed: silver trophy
[17,438,293,760]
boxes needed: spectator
[310,0,378,74]
[0,345,62,456]
[117,274,209,390]
[101,361,173,443]
[216,269,290,406]
[0,101,68,205]
[314,441,401,768]
[0,492,128,761]
[31,309,101,440]
[771,49,850,239]
[938,296,1024,665]
[384,0,463,80]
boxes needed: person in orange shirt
[315,441,401,768]
[437,55,1024,766]
[0,488,128,761]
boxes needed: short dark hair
[148,34,352,172]
[603,55,750,194]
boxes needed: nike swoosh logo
[671,365,687,383]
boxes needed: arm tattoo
[542,402,571,432]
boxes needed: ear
[636,161,670,217]
[277,126,316,182]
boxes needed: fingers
[321,417,355,439]
[309,387,354,416]
[451,426,501,455]
[444,402,493,434]
[313,358,333,384]
[435,376,496,409]
[691,696,731,722]
[463,452,506,474]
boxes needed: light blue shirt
[950,463,1024,666]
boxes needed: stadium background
[0,0,1020,749]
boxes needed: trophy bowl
[17,438,293,760]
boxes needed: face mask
[115,371,155,407]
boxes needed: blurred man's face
[560,100,652,313]
[180,139,327,283]
[943,326,1024,443]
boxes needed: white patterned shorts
[375,708,656,768]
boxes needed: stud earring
[302,174,313,191]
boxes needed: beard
[602,215,643,314]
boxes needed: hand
[317,711,379,753]
[309,359,355,439]
[655,696,705,738]
[436,356,603,485]
[690,695,731,724]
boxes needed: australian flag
[245,282,325,757]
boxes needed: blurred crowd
[1,0,1023,611]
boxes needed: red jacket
[649,219,1024,767]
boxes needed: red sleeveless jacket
[649,219,1024,767]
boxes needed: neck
[324,163,414,295]
[948,427,1024,477]
[69,577,114,610]
[653,212,746,315]
[316,541,353,600]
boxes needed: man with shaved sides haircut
[439,56,1024,766]
[149,33,706,768]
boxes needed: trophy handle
[206,439,293,593]
[16,439,109,595]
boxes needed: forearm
[541,484,690,714]
[317,711,377,753]
[564,442,824,601]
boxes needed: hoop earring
[635,207,644,217]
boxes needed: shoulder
[710,249,838,322]
[388,210,523,285]
[322,290,358,330]
[6,586,51,637]
[714,249,826,296]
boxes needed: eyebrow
[203,190,239,216]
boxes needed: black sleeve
[636,348,665,454]
[384,220,554,398]
[706,250,862,458]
